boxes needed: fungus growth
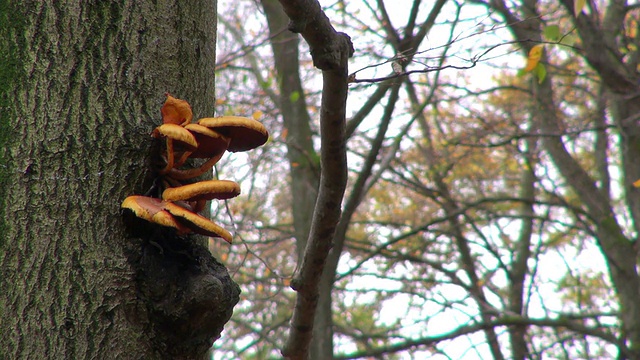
[122,93,268,244]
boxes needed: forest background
[211,0,640,359]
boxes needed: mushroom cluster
[121,94,268,243]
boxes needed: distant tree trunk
[488,0,640,356]
[0,1,239,359]
[260,0,320,264]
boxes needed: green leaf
[544,25,561,42]
[534,63,546,84]
[259,78,272,90]
[289,91,300,103]
[559,33,577,47]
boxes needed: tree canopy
[212,0,640,359]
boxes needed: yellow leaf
[252,110,263,120]
[633,179,640,188]
[524,44,544,72]
[215,98,226,105]
[627,20,638,39]
[574,0,586,16]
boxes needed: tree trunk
[508,133,537,360]
[0,1,239,359]
[260,0,320,265]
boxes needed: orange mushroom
[171,123,230,170]
[121,195,189,234]
[163,202,233,243]
[162,180,241,202]
[121,195,231,243]
[197,116,269,152]
[161,93,193,126]
[121,95,270,247]
[152,123,198,174]
[184,124,230,158]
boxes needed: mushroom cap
[152,123,198,151]
[161,93,193,126]
[197,116,268,152]
[122,195,165,220]
[184,123,230,158]
[121,195,189,234]
[162,180,241,202]
[163,202,232,243]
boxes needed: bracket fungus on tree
[152,123,198,174]
[198,116,269,152]
[160,93,193,126]
[120,94,269,357]
[122,93,269,244]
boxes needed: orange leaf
[633,179,640,188]
[281,128,288,140]
[161,93,193,126]
[252,110,263,120]
[524,44,544,72]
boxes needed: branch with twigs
[272,0,353,359]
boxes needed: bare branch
[275,0,353,358]
[335,316,625,359]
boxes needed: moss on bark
[0,1,237,359]
[0,0,24,249]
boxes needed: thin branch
[275,0,353,359]
[335,316,625,359]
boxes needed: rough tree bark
[0,1,239,359]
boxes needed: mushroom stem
[159,138,175,174]
[174,150,194,168]
[162,177,183,189]
[193,199,207,213]
[167,152,225,180]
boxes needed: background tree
[0,1,241,359]
[213,0,639,359]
